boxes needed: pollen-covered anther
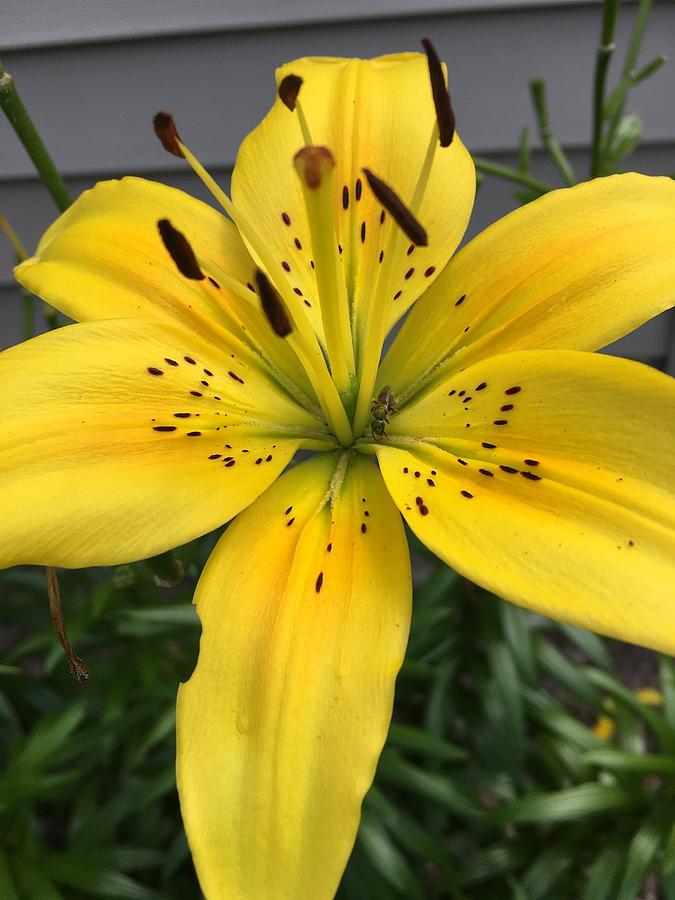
[153,112,185,158]
[362,168,428,246]
[294,146,335,190]
[278,74,303,111]
[157,219,205,280]
[255,269,293,338]
[421,38,456,147]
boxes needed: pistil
[294,146,355,401]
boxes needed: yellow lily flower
[3,48,675,899]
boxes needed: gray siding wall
[1,0,674,362]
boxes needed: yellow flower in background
[3,44,675,898]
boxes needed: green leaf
[582,844,624,900]
[535,638,600,708]
[13,701,86,772]
[557,623,614,671]
[604,113,642,163]
[493,783,636,825]
[583,749,675,774]
[616,808,671,900]
[387,724,466,763]
[11,858,65,899]
[358,810,424,899]
[377,752,480,819]
[0,849,19,900]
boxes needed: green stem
[529,79,576,186]
[0,61,72,212]
[591,0,620,177]
[474,157,552,196]
[603,0,656,156]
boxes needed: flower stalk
[0,62,72,213]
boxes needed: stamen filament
[352,169,427,437]
[169,131,353,445]
[294,147,355,398]
[295,100,313,146]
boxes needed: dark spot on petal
[294,237,302,250]
[415,496,423,505]
[186,431,202,437]
[282,212,291,226]
[505,386,521,395]
[255,458,263,464]
[424,266,435,277]
[393,290,402,300]
[342,185,349,209]
[457,458,468,466]
[190,391,202,397]
[404,267,414,280]
[461,490,473,499]
[184,356,196,365]
[407,244,415,256]
[361,523,367,533]
[208,276,220,289]
[147,367,163,376]
[524,459,540,467]
[479,468,494,477]
[153,425,176,432]
[282,260,291,272]
[419,504,429,515]
[475,382,487,391]
[355,178,362,201]
[174,412,191,418]
[455,294,466,306]
[501,404,514,412]
[266,455,273,462]
[209,453,222,460]
[521,471,541,481]
[379,250,384,263]
[448,389,456,396]
[285,506,293,515]
[493,419,508,426]
[164,358,179,367]
[287,517,295,526]
[360,221,366,243]
[315,572,324,593]
[482,442,496,449]
[327,543,332,552]
[427,478,435,487]
[500,465,518,474]
[228,371,245,384]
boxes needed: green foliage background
[1,1,674,896]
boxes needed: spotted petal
[380,174,675,400]
[375,349,675,653]
[0,319,327,568]
[14,176,312,395]
[231,53,475,357]
[177,453,411,899]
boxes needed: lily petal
[376,349,675,653]
[231,53,475,354]
[177,452,411,899]
[14,177,311,392]
[381,174,675,399]
[0,319,324,568]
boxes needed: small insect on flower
[370,385,396,440]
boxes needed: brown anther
[157,219,205,280]
[294,146,335,189]
[153,112,185,157]
[421,38,456,147]
[46,567,89,682]
[362,168,428,246]
[278,74,303,111]
[256,269,293,337]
